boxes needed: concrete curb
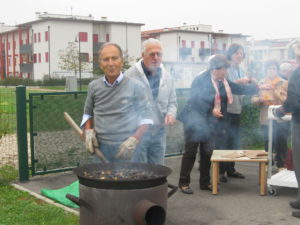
[11,183,79,216]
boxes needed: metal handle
[66,194,81,206]
[167,183,178,198]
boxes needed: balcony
[20,63,33,73]
[20,44,33,54]
[179,47,192,56]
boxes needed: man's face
[99,45,123,78]
[211,67,228,80]
[231,48,244,65]
[142,43,162,72]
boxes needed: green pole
[16,85,29,182]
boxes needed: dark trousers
[292,122,300,202]
[218,113,241,175]
[262,121,290,168]
[179,130,214,188]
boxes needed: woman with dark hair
[218,43,251,182]
[178,55,260,194]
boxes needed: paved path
[15,156,299,225]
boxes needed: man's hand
[84,129,98,154]
[116,136,139,159]
[212,108,223,118]
[272,106,286,119]
[165,114,175,126]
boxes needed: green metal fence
[14,87,189,181]
[28,91,93,176]
[0,87,18,166]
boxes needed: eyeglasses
[149,52,162,57]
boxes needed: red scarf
[211,78,233,113]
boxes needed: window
[45,52,49,62]
[38,53,41,63]
[106,34,110,42]
[79,32,88,42]
[200,41,205,48]
[93,34,98,43]
[80,53,89,62]
[33,54,37,63]
[182,40,186,48]
[34,33,37,43]
[191,41,195,48]
[45,31,49,41]
[223,43,227,51]
[38,33,41,42]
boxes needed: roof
[142,27,248,38]
[0,14,144,34]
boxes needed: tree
[58,42,91,76]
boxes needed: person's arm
[229,80,259,95]
[283,69,300,113]
[165,76,177,125]
[133,124,149,140]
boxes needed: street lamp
[75,34,82,91]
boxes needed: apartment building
[0,12,143,80]
[247,38,299,78]
[142,24,248,88]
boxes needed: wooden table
[210,150,268,195]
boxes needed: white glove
[85,129,98,154]
[116,136,139,159]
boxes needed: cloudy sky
[0,0,299,40]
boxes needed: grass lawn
[0,165,79,225]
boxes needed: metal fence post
[16,85,29,182]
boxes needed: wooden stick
[63,112,108,163]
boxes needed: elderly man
[81,43,153,162]
[279,62,295,80]
[125,38,177,165]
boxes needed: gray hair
[208,54,230,70]
[98,42,123,59]
[280,62,293,73]
[142,38,163,54]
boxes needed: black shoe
[219,175,228,183]
[179,185,194,194]
[200,184,213,191]
[228,171,245,179]
[290,201,300,209]
[292,211,300,218]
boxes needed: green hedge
[0,76,97,87]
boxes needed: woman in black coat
[178,55,260,194]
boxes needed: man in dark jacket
[274,42,300,218]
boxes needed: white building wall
[110,23,141,63]
[32,21,51,80]
[93,23,111,43]
[46,20,93,79]
[159,33,178,62]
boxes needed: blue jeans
[132,126,166,165]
